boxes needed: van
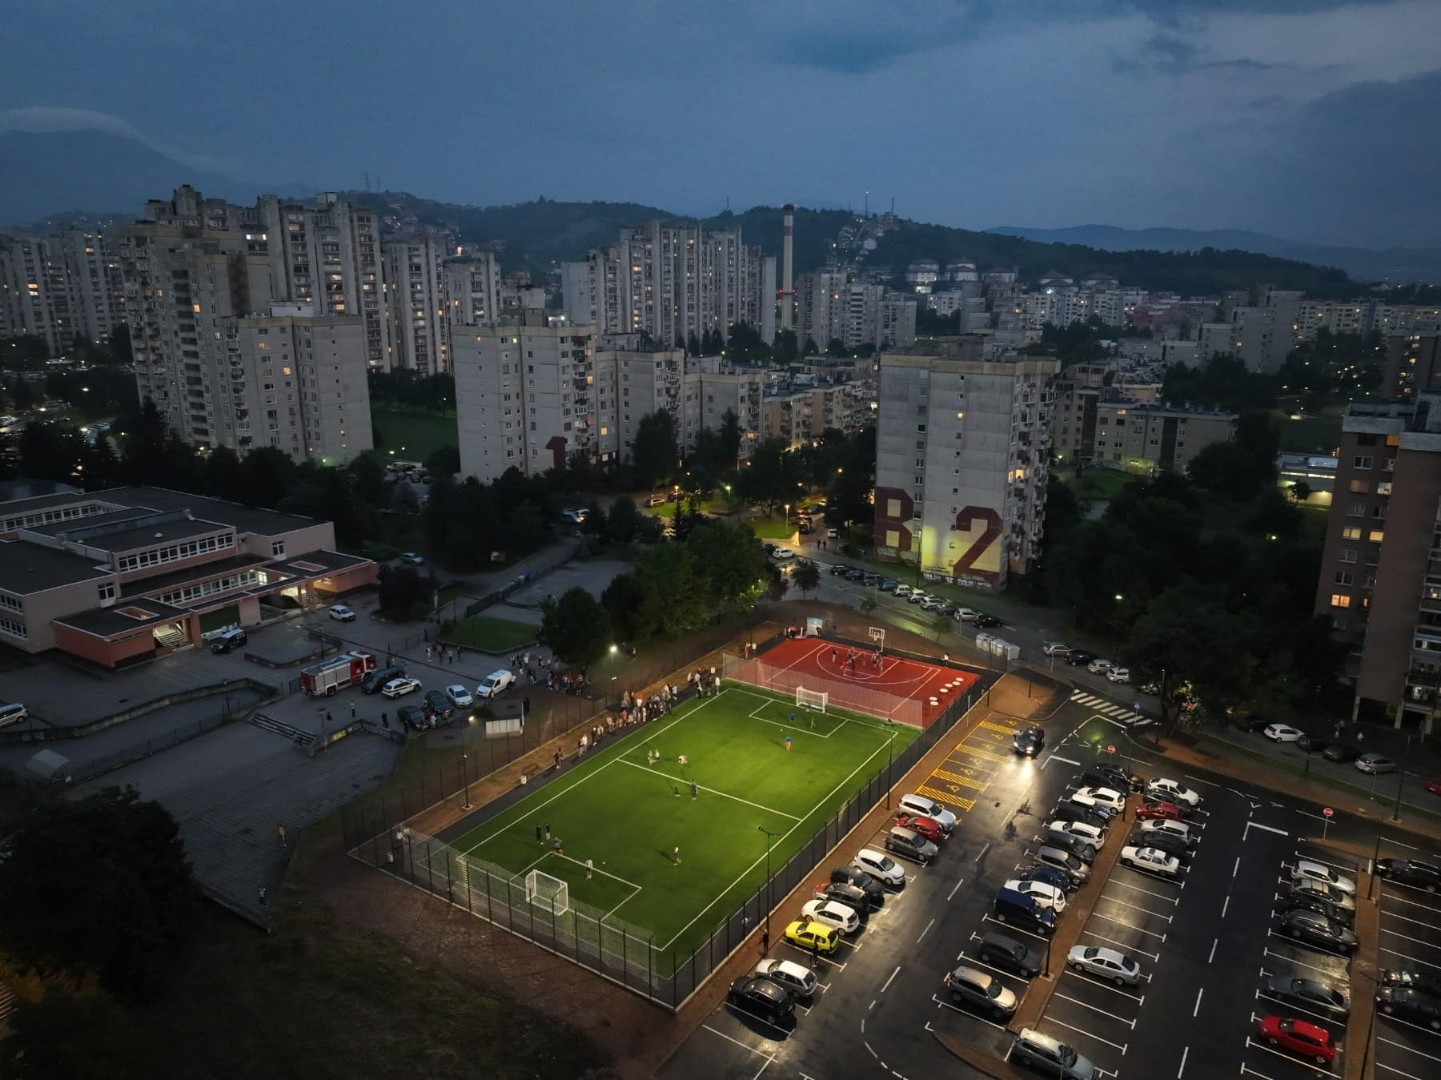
[362,665,407,694]
[884,826,938,865]
[0,703,28,728]
[1035,845,1091,887]
[897,794,957,832]
[993,887,1057,937]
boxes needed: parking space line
[1286,852,1359,874]
[980,914,1050,941]
[1243,1038,1326,1072]
[1380,946,1441,971]
[1378,1035,1441,1063]
[1379,909,1441,931]
[1042,1015,1128,1053]
[1378,1016,1441,1044]
[1375,1061,1427,1080]
[1091,909,1168,940]
[1082,929,1160,961]
[1052,990,1139,1028]
[702,1023,783,1058]
[1382,892,1441,913]
[1261,946,1342,976]
[1094,894,1175,921]
[1062,971,1144,1003]
[1105,879,1182,905]
[1379,926,1441,950]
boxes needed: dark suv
[1376,986,1441,1030]
[976,931,1043,978]
[208,628,247,654]
[830,866,885,907]
[1081,764,1145,792]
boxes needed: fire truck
[299,652,377,697]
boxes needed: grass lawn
[443,615,537,654]
[441,684,917,959]
[750,518,798,540]
[1276,413,1343,455]
[1057,467,1142,502]
[372,406,458,464]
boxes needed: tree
[0,990,142,1079]
[792,558,821,597]
[630,410,679,490]
[634,543,710,637]
[376,564,432,617]
[601,571,647,641]
[606,495,641,543]
[826,338,846,358]
[1186,440,1269,502]
[717,408,742,468]
[426,445,461,478]
[0,787,198,1001]
[686,331,701,356]
[538,587,613,670]
[687,520,769,613]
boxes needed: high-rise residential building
[615,348,700,463]
[382,228,451,374]
[1221,285,1303,372]
[560,221,775,346]
[874,339,1059,590]
[119,190,372,463]
[56,229,126,344]
[0,235,72,352]
[442,252,503,345]
[796,272,917,352]
[453,313,611,482]
[1383,333,1441,400]
[1315,398,1441,733]
[1091,402,1236,474]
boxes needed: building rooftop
[0,541,110,594]
[120,553,272,600]
[80,516,231,555]
[53,598,189,638]
[96,487,324,539]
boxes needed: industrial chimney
[780,203,795,334]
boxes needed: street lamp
[461,752,472,810]
[757,825,780,934]
[784,503,790,527]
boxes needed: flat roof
[85,517,231,554]
[101,487,322,538]
[270,549,372,575]
[0,541,110,594]
[53,599,188,638]
[24,506,155,538]
[120,553,272,599]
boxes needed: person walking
[761,928,770,953]
[784,734,793,752]
[381,711,390,729]
[690,779,698,800]
[349,701,356,722]
[536,822,544,843]
[258,886,267,907]
[585,858,594,880]
[277,823,287,847]
[672,845,681,865]
[544,822,552,841]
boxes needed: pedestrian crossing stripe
[916,785,975,813]
[1070,690,1149,725]
[932,768,990,792]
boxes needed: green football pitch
[443,684,919,959]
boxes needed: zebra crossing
[1070,689,1154,728]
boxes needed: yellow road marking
[918,785,975,812]
[978,720,1017,734]
[933,768,990,792]
[953,744,1010,764]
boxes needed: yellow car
[784,919,840,955]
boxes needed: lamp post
[757,825,780,935]
[784,503,790,528]
[461,752,472,811]
[884,730,897,809]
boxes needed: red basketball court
[729,637,979,727]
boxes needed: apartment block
[796,273,917,351]
[1315,399,1441,733]
[1092,402,1235,474]
[454,314,610,482]
[1383,333,1441,400]
[0,235,73,352]
[119,190,372,463]
[874,339,1059,590]
[383,228,450,374]
[55,229,126,344]
[0,485,375,668]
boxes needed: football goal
[795,686,829,712]
[525,868,571,916]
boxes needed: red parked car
[1257,1016,1336,1066]
[1135,800,1183,822]
[1425,777,1441,797]
[894,813,945,843]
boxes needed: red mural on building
[874,488,1004,585]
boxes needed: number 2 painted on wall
[951,506,1002,574]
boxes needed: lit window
[1330,594,1351,608]
[1369,530,1385,543]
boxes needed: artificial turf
[444,684,919,957]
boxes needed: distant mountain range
[2,128,1438,293]
[988,225,1441,286]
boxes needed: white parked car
[1067,945,1143,986]
[897,793,957,832]
[1045,820,1107,848]
[755,958,816,999]
[771,547,796,561]
[1088,658,1115,675]
[801,898,861,935]
[1355,752,1397,774]
[1138,819,1195,846]
[1106,667,1131,684]
[1042,641,1073,656]
[954,607,980,622]
[475,669,516,699]
[328,604,356,622]
[919,596,949,611]
[894,584,915,599]
[400,551,425,565]
[1004,878,1068,913]
[1120,845,1182,878]
[1290,860,1357,895]
[445,684,474,708]
[381,677,422,699]
[1264,723,1304,743]
[1146,778,1202,808]
[854,848,906,887]
[1068,787,1126,815]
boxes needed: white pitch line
[617,759,802,820]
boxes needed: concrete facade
[874,340,1059,591]
[1092,402,1236,474]
[1383,332,1441,401]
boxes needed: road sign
[1323,807,1334,818]
[1107,745,1116,754]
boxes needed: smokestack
[780,203,795,334]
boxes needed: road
[657,690,1441,1080]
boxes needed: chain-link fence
[345,679,978,1009]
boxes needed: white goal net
[795,686,829,713]
[525,868,570,916]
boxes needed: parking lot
[1373,837,1441,1080]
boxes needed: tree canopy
[539,587,613,670]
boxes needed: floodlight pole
[885,731,896,810]
[757,825,780,935]
[461,752,472,811]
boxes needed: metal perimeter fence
[343,680,978,1010]
[719,651,927,726]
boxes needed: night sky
[3,0,1438,246]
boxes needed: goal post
[525,868,570,916]
[868,627,886,648]
[795,686,828,713]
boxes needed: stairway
[248,712,317,745]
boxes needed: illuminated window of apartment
[1342,526,1362,540]
[1330,594,1351,608]
[1369,529,1385,543]
[1349,480,1370,494]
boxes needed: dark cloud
[781,29,936,74]
[1252,67,1441,245]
